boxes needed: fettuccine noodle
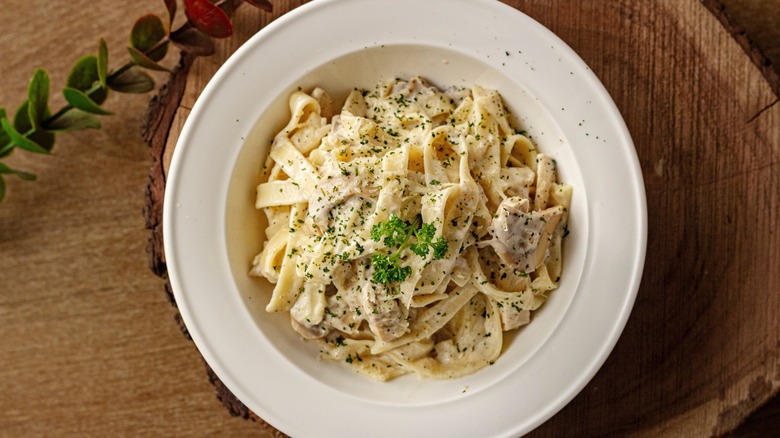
[251,77,571,380]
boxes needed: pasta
[250,77,572,380]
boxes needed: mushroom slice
[487,196,564,273]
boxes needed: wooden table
[2,1,778,436]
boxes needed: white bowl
[164,0,647,436]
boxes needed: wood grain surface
[0,1,269,436]
[1,1,778,437]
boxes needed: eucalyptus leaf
[127,46,170,72]
[147,41,169,63]
[27,69,50,130]
[62,87,112,115]
[170,26,215,56]
[0,162,36,180]
[67,55,108,105]
[14,101,55,151]
[164,0,177,27]
[106,67,155,94]
[1,117,49,154]
[68,55,99,91]
[131,14,168,61]
[98,39,109,88]
[46,110,102,132]
[16,171,36,181]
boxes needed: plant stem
[390,215,422,262]
[8,24,182,144]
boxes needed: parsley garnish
[409,222,449,259]
[370,252,411,284]
[369,213,448,284]
[370,213,411,247]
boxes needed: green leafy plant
[0,0,272,202]
[369,213,449,284]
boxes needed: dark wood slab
[143,1,780,436]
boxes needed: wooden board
[142,1,780,436]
